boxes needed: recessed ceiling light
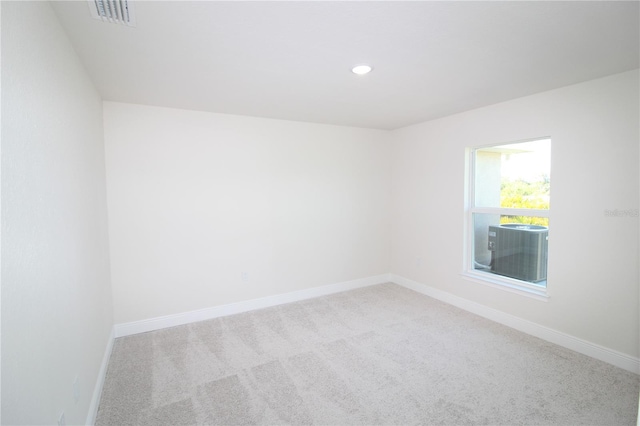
[352,65,373,75]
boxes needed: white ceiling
[52,1,639,130]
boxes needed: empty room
[2,1,639,425]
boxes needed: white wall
[391,70,639,358]
[1,2,113,425]
[104,102,391,324]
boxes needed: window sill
[460,270,549,301]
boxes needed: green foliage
[500,175,549,226]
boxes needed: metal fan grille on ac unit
[488,224,548,283]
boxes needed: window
[464,138,550,296]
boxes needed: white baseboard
[111,272,638,374]
[114,274,391,338]
[390,274,640,374]
[86,326,115,425]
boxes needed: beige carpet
[96,283,639,425]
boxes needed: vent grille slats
[88,0,136,27]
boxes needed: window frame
[462,138,550,299]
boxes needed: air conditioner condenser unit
[488,224,548,282]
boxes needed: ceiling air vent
[87,0,136,26]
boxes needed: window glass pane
[474,139,550,209]
[472,213,548,286]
